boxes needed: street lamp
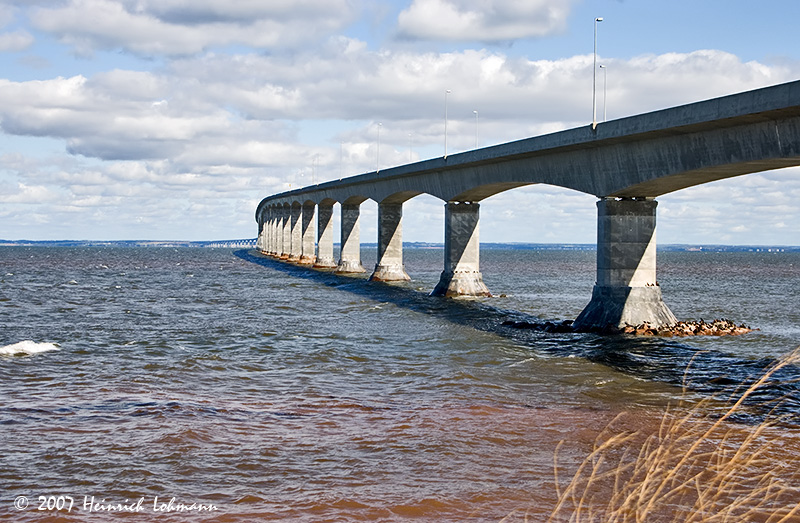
[593,16,603,129]
[599,64,607,122]
[473,110,478,148]
[444,89,451,157]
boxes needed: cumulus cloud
[0,46,795,175]
[29,0,357,56]
[395,0,574,42]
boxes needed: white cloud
[396,0,574,42]
[29,0,357,56]
[0,29,33,51]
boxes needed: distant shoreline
[1,239,798,252]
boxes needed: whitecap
[0,340,60,356]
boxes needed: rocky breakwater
[501,318,754,337]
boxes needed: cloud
[395,0,574,42]
[28,0,357,56]
[0,46,795,177]
[0,29,33,51]
[0,15,799,243]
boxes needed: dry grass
[508,347,800,523]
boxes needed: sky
[0,0,799,245]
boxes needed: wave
[0,340,60,356]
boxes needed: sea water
[1,246,798,521]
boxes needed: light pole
[444,89,451,157]
[593,16,603,130]
[599,64,607,122]
[473,110,478,148]
[376,122,382,172]
[408,132,413,161]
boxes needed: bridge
[255,80,800,331]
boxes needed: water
[1,246,799,521]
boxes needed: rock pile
[621,319,753,337]
[500,319,575,333]
[501,318,754,337]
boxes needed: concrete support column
[265,208,274,255]
[370,202,410,281]
[268,210,277,256]
[431,202,491,297]
[336,203,366,273]
[257,216,266,253]
[573,198,677,331]
[299,202,316,265]
[314,204,337,268]
[289,204,302,262]
[269,209,280,256]
[280,205,291,259]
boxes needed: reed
[534,347,800,523]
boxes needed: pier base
[431,270,490,297]
[574,286,677,331]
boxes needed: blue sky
[0,0,799,244]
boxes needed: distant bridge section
[255,80,800,331]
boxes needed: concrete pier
[288,204,302,262]
[270,209,279,256]
[431,202,491,297]
[271,208,281,257]
[314,203,337,268]
[256,216,265,253]
[280,204,291,259]
[264,210,271,254]
[299,202,316,265]
[265,209,274,255]
[573,198,677,331]
[336,203,366,273]
[370,202,410,281]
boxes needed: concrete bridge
[255,80,800,331]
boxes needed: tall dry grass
[509,347,800,523]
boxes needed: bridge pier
[256,215,265,253]
[371,202,411,281]
[263,210,270,254]
[270,208,279,256]
[336,203,366,273]
[288,204,302,262]
[270,207,281,257]
[299,202,316,265]
[314,204,337,268]
[265,208,275,255]
[431,202,491,297]
[574,198,677,331]
[280,204,291,259]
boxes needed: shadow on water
[235,250,800,422]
